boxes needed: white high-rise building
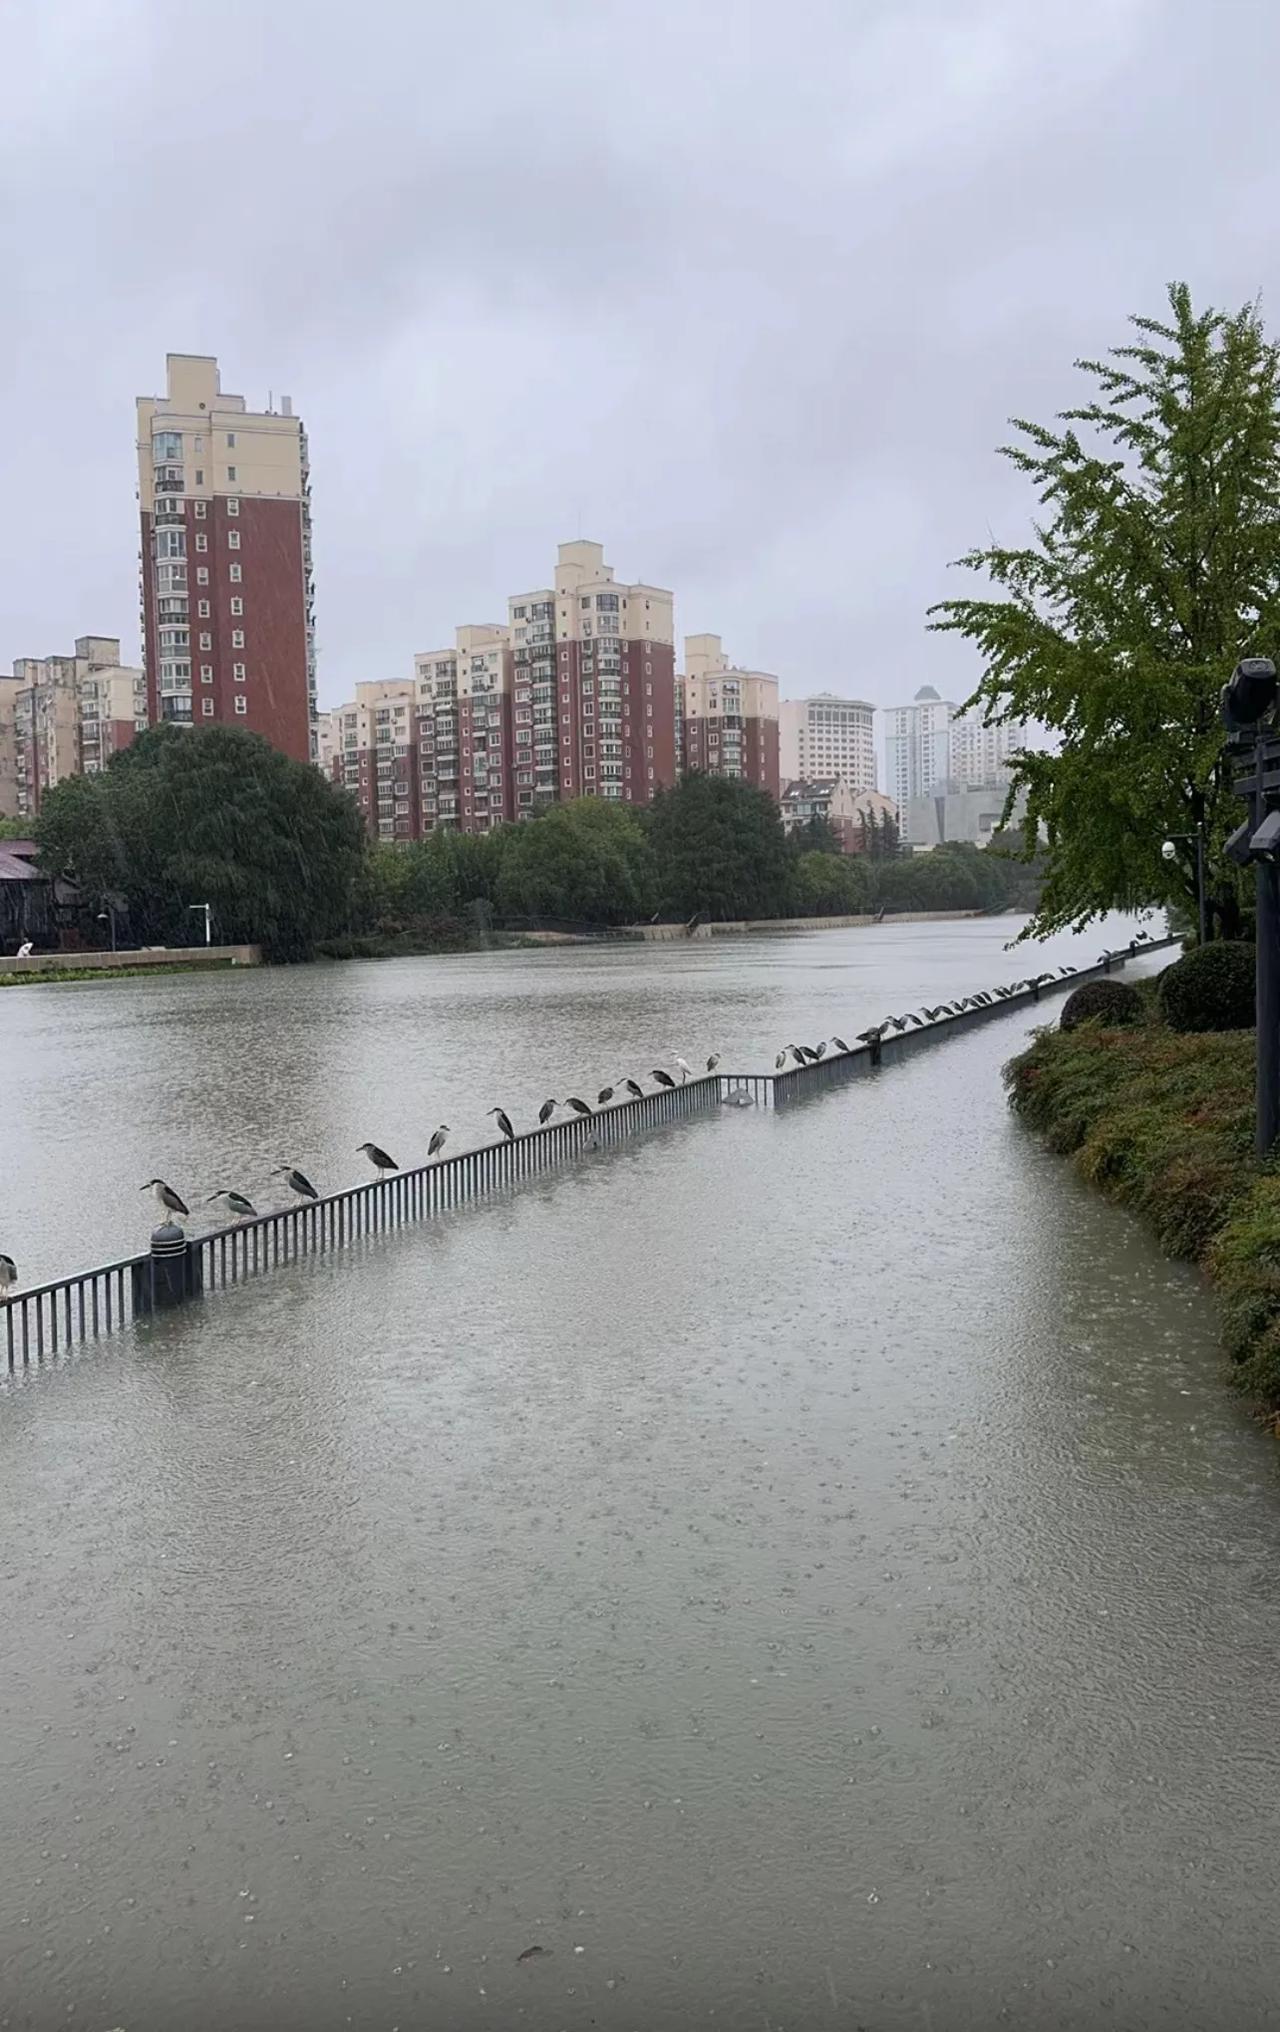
[949,711,1027,789]
[778,693,875,792]
[885,686,955,812]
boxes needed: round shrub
[1158,940,1254,1033]
[1059,978,1144,1032]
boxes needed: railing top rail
[5,1252,148,1306]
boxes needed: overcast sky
[2,0,1277,712]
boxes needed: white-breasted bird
[206,1190,257,1221]
[276,1166,319,1201]
[675,1056,692,1083]
[358,1141,398,1179]
[141,1178,190,1221]
[428,1124,450,1157]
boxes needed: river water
[2,918,1278,2031]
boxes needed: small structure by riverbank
[1008,1013,1280,1424]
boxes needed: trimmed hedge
[1006,1021,1280,1416]
[1158,941,1254,1033]
[1059,978,1144,1032]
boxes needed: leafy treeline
[33,732,1042,960]
[356,773,1042,940]
[932,282,1280,942]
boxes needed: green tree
[0,815,31,841]
[36,725,365,960]
[930,282,1280,940]
[790,850,871,916]
[648,773,791,921]
[788,812,844,857]
[495,798,656,924]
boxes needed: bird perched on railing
[921,1006,946,1021]
[857,1025,886,1044]
[142,1178,190,1221]
[622,1078,644,1100]
[0,1253,16,1295]
[206,1190,256,1221]
[830,1036,850,1053]
[538,1098,556,1124]
[675,1056,692,1083]
[488,1107,516,1141]
[706,1053,720,1073]
[276,1166,319,1201]
[358,1141,398,1179]
[428,1124,450,1157]
[565,1096,592,1116]
[775,1050,789,1069]
[597,1085,615,1105]
[651,1069,677,1089]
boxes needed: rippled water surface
[2,919,1278,2031]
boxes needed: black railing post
[132,1223,202,1318]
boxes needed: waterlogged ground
[3,920,1279,2030]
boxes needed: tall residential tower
[778,693,876,793]
[136,354,315,761]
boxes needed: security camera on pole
[1222,657,1280,1154]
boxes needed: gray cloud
[1,0,1275,718]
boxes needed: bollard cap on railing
[150,1222,187,1258]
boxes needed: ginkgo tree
[930,282,1280,940]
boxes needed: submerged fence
[3,936,1174,1374]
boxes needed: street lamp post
[188,903,211,948]
[95,905,117,952]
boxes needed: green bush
[1059,978,1144,1032]
[1158,941,1254,1033]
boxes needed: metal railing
[2,936,1176,1375]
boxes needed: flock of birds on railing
[1,943,1157,1300]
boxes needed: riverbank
[1007,1017,1280,1421]
[0,950,254,986]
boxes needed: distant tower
[136,354,315,761]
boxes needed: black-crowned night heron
[706,1053,720,1073]
[141,1178,190,1220]
[276,1166,319,1201]
[650,1069,676,1089]
[596,1086,614,1105]
[487,1107,515,1142]
[565,1096,592,1116]
[357,1141,398,1179]
[538,1099,556,1125]
[0,1253,16,1294]
[622,1079,644,1100]
[428,1124,450,1157]
[207,1190,257,1221]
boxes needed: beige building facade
[0,637,147,820]
[676,634,780,796]
[779,693,876,793]
[137,354,315,762]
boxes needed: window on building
[197,566,208,584]
[227,498,239,516]
[233,662,246,681]
[227,530,240,550]
[234,696,247,715]
[227,466,236,483]
[198,599,210,618]
[229,597,242,616]
[201,666,213,683]
[195,532,207,553]
[226,432,236,447]
[231,629,244,649]
[200,699,214,718]
[155,528,186,559]
[153,430,182,462]
[229,563,242,582]
[194,501,206,520]
[199,632,212,651]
